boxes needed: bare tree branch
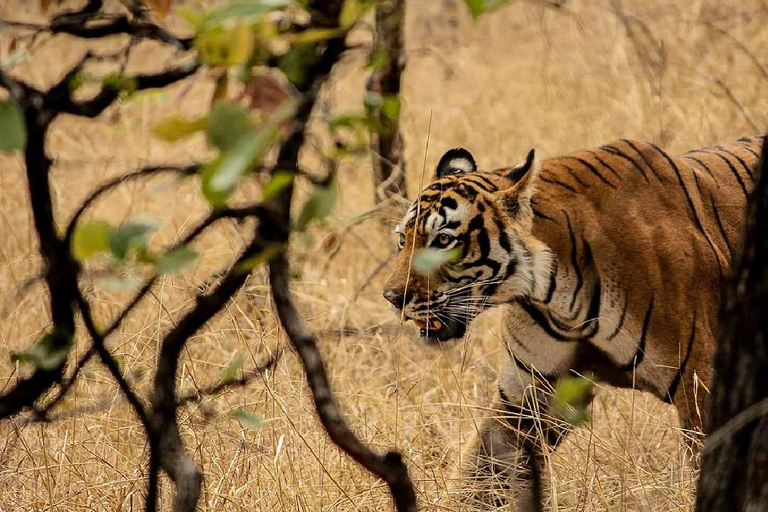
[0,90,79,419]
[269,255,418,511]
[58,62,200,118]
[259,32,418,510]
[0,0,192,50]
[368,0,407,203]
[176,349,282,407]
[74,290,151,427]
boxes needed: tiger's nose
[383,290,411,309]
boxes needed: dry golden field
[1,0,768,510]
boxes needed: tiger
[382,135,763,510]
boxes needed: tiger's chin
[414,316,467,346]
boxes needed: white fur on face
[447,157,475,174]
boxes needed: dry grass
[1,0,767,510]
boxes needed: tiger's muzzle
[383,289,468,344]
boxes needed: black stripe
[494,217,512,252]
[455,182,484,201]
[563,156,617,189]
[463,174,497,192]
[710,193,733,253]
[665,312,696,402]
[683,155,717,180]
[440,196,458,210]
[511,354,534,375]
[621,139,664,182]
[650,143,724,278]
[710,152,748,196]
[557,164,590,188]
[737,142,760,159]
[601,144,650,183]
[591,152,622,180]
[580,240,601,340]
[691,171,704,198]
[540,171,579,193]
[543,259,558,304]
[520,301,578,342]
[564,212,583,311]
[533,208,557,223]
[617,296,654,371]
[469,174,499,190]
[607,293,628,341]
[716,147,755,179]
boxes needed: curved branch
[268,255,417,511]
[63,164,200,245]
[176,349,282,407]
[74,289,151,427]
[58,62,200,118]
[0,0,192,50]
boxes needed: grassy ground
[1,0,767,510]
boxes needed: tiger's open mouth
[412,316,466,343]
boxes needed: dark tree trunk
[368,0,407,203]
[695,133,768,512]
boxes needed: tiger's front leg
[450,361,574,511]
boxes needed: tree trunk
[368,0,407,203]
[695,133,768,512]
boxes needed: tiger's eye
[437,233,453,246]
[397,232,406,250]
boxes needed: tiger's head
[382,147,553,344]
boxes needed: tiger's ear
[507,148,535,182]
[436,148,477,178]
[500,149,539,226]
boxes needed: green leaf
[155,246,199,275]
[552,375,594,426]
[102,73,137,94]
[201,158,231,207]
[228,408,263,430]
[204,100,297,206]
[109,216,160,259]
[328,112,377,135]
[0,101,26,153]
[381,95,401,120]
[340,0,375,29]
[412,247,462,275]
[295,178,339,231]
[363,92,400,120]
[68,72,85,94]
[218,352,244,386]
[152,115,208,142]
[235,244,284,273]
[177,4,206,30]
[365,46,389,70]
[206,102,253,151]
[96,275,143,292]
[261,171,294,201]
[463,0,509,19]
[282,28,343,45]
[71,219,113,262]
[10,331,72,371]
[196,24,256,67]
[208,0,289,23]
[278,44,317,89]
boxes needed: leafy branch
[0,1,417,510]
